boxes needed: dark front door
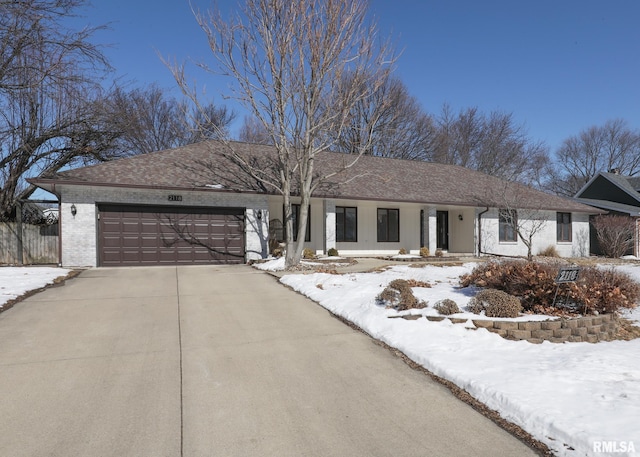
[436,211,449,250]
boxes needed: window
[499,209,517,242]
[289,204,311,242]
[377,208,399,242]
[557,212,572,242]
[336,207,357,242]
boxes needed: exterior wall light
[458,214,463,221]
[71,204,77,217]
[257,209,262,220]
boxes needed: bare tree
[237,115,272,144]
[428,104,549,185]
[496,207,549,261]
[544,119,640,197]
[0,0,115,220]
[168,0,394,268]
[106,84,235,155]
[187,102,236,144]
[591,214,636,258]
[105,85,186,154]
[330,75,434,160]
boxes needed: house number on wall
[168,195,182,202]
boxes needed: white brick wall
[479,209,590,258]
[59,185,268,267]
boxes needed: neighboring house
[30,140,598,267]
[574,170,640,256]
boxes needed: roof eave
[28,178,270,197]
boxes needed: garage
[98,204,245,266]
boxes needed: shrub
[572,267,640,314]
[389,279,409,290]
[398,248,408,255]
[327,247,339,257]
[406,279,431,288]
[419,246,430,257]
[434,299,460,315]
[377,279,426,311]
[435,249,444,257]
[538,245,559,257]
[460,260,640,315]
[302,248,315,259]
[591,214,636,258]
[467,299,485,314]
[378,287,399,303]
[272,248,283,258]
[472,289,522,318]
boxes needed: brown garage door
[98,204,245,266]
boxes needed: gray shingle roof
[31,140,597,213]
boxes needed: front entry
[436,211,449,250]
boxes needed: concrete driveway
[0,265,539,456]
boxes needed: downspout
[477,206,490,256]
[52,183,62,267]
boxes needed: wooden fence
[0,222,59,265]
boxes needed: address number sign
[555,267,580,284]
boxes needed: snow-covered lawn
[0,267,71,309]
[271,260,640,457]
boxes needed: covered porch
[266,196,478,257]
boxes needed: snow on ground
[280,262,640,457]
[0,267,71,309]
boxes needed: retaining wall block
[507,329,532,340]
[488,328,508,337]
[531,329,555,339]
[588,325,602,335]
[518,322,541,331]
[472,320,494,329]
[541,321,562,330]
[571,327,588,337]
[549,337,568,344]
[562,319,578,329]
[553,328,573,338]
[493,321,519,330]
[577,319,589,328]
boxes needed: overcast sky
[66,0,640,154]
